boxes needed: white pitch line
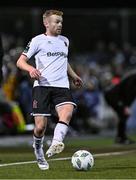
[0,150,135,168]
[0,161,37,167]
[93,150,136,157]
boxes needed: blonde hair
[43,9,63,21]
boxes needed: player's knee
[35,125,45,135]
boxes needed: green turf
[0,135,136,179]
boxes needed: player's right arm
[16,54,41,80]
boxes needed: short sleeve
[22,38,38,59]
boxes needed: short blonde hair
[43,9,63,21]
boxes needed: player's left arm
[67,63,83,88]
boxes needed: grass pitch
[0,134,136,179]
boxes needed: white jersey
[23,34,70,88]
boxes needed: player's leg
[33,115,49,170]
[32,86,51,170]
[46,104,74,157]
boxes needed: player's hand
[29,67,41,80]
[73,76,83,88]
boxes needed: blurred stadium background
[0,5,136,141]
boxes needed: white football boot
[46,142,65,158]
[33,144,49,170]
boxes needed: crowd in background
[1,32,136,135]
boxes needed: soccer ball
[71,150,94,171]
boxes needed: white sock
[51,122,68,146]
[33,135,44,149]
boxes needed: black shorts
[31,86,76,116]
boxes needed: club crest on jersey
[33,100,38,108]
